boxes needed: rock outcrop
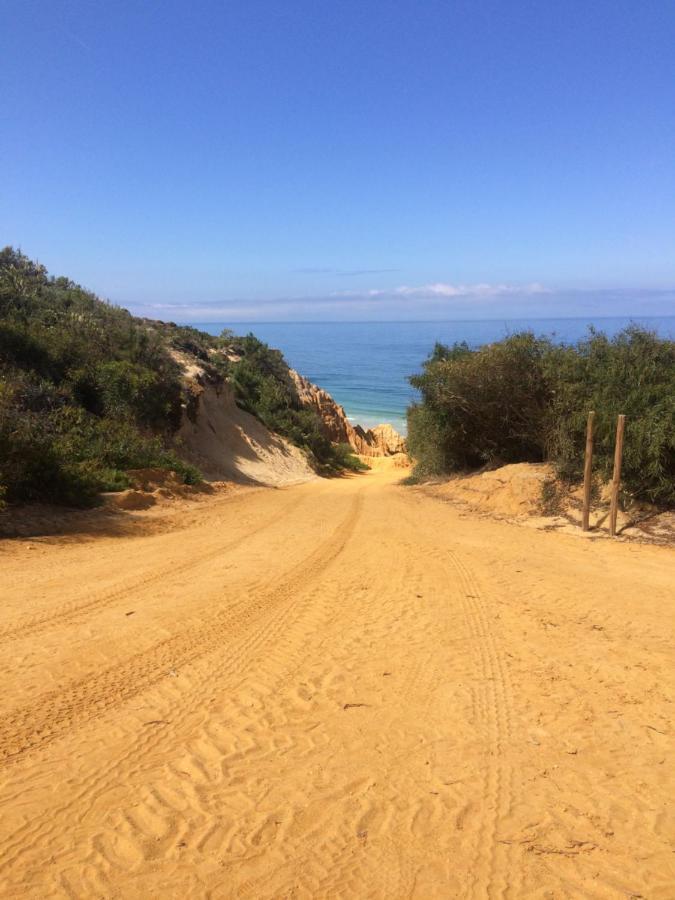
[289,370,406,458]
[368,423,407,456]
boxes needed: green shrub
[545,327,675,504]
[0,248,210,505]
[407,327,675,506]
[406,402,455,477]
[94,468,132,492]
[0,401,102,506]
[322,443,369,474]
[158,453,203,486]
[409,333,552,472]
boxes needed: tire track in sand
[0,492,306,643]
[399,494,519,898]
[228,531,458,900]
[80,559,378,897]
[0,491,363,767]
[0,492,365,893]
[448,548,519,900]
[0,545,357,890]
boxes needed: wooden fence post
[609,414,626,537]
[582,411,595,531]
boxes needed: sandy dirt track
[1,462,673,898]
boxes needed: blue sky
[3,0,675,322]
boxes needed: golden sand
[1,460,673,897]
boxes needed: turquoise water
[197,318,675,434]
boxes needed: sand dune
[175,378,316,487]
[1,461,673,898]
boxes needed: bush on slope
[407,329,675,506]
[0,249,365,506]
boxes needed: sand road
[0,462,673,898]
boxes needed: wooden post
[582,411,595,531]
[609,414,626,536]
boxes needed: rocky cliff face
[289,370,406,457]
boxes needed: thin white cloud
[396,281,550,297]
[333,282,550,298]
[129,284,675,324]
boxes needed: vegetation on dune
[0,249,366,508]
[408,335,551,474]
[325,443,370,474]
[545,328,675,503]
[0,248,204,507]
[407,328,675,506]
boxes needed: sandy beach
[1,460,673,898]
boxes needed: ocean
[197,318,675,434]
